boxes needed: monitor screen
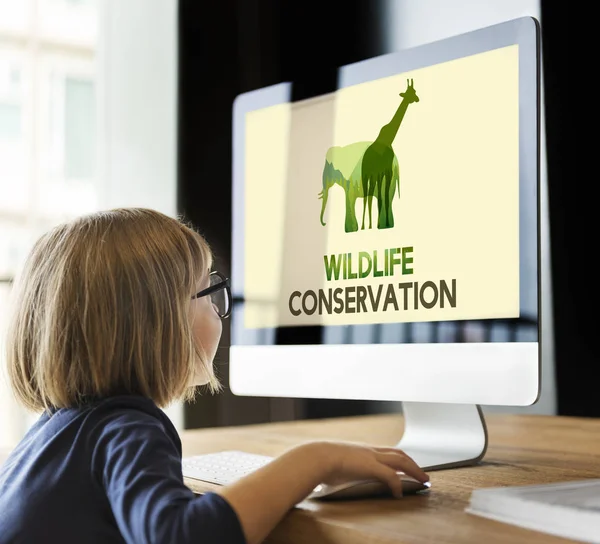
[230,17,540,405]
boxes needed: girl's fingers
[374,451,429,483]
[372,462,404,498]
[373,446,411,455]
[373,446,422,466]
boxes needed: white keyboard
[182,450,274,486]
[182,450,430,500]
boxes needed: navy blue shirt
[0,396,246,543]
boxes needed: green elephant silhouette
[318,142,398,233]
[318,79,419,233]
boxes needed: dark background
[539,2,591,416]
[177,0,590,426]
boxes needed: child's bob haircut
[6,208,220,412]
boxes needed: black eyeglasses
[192,271,232,318]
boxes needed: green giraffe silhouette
[361,79,419,230]
[318,142,400,233]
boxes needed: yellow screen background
[243,44,520,328]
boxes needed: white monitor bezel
[230,16,541,406]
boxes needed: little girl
[0,208,428,544]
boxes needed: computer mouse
[309,476,431,500]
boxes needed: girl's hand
[314,441,429,497]
[220,441,429,544]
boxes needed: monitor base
[395,402,488,470]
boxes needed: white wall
[381,0,555,415]
[97,0,178,216]
[97,0,182,427]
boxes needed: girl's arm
[93,410,247,544]
[218,441,429,544]
[93,404,427,544]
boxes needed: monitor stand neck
[395,402,488,470]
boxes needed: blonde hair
[5,208,220,412]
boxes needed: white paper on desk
[465,478,600,543]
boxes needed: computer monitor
[230,16,540,470]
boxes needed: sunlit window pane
[38,0,97,48]
[0,0,32,34]
[0,220,33,278]
[0,103,21,139]
[38,53,97,217]
[65,77,95,179]
[0,50,29,213]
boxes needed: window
[1,0,181,447]
[0,0,98,448]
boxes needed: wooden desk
[181,413,600,544]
